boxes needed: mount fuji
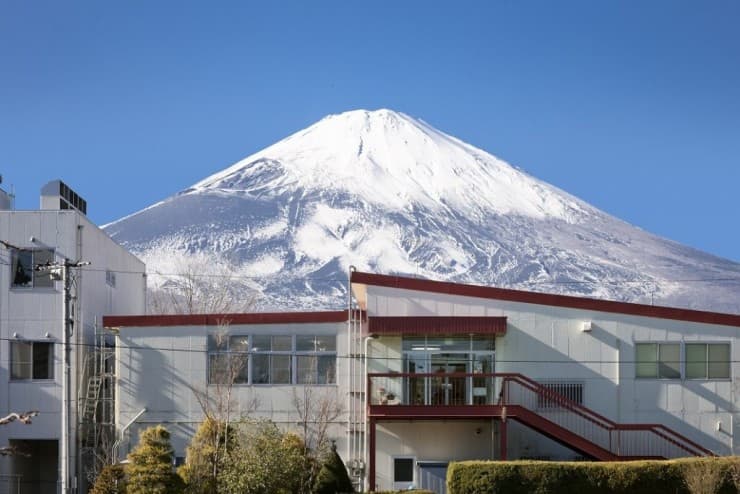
[103,109,740,313]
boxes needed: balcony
[367,372,713,460]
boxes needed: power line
[0,336,737,365]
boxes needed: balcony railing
[368,372,713,459]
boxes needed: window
[11,341,54,380]
[686,343,730,379]
[252,336,292,384]
[296,335,337,384]
[393,457,414,483]
[207,334,336,385]
[538,381,584,409]
[11,249,54,288]
[635,343,680,379]
[207,333,248,384]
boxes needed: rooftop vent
[40,180,87,215]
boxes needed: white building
[105,269,740,494]
[0,181,146,494]
[104,312,350,467]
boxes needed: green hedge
[368,491,435,494]
[447,457,740,494]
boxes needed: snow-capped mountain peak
[105,109,740,313]
[191,109,586,222]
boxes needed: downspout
[347,266,355,464]
[112,408,147,463]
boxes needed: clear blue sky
[1,1,738,262]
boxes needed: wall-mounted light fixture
[582,321,593,333]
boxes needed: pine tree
[313,442,354,494]
[179,418,235,494]
[126,425,184,494]
[90,464,126,494]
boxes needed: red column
[369,417,376,491]
[500,416,507,461]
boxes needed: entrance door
[418,462,448,494]
[405,353,428,405]
[430,354,468,405]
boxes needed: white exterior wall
[115,321,349,460]
[365,284,740,466]
[0,210,146,491]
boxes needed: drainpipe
[112,408,147,462]
[362,334,377,492]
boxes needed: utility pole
[38,258,90,494]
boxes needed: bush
[313,442,354,494]
[446,457,739,494]
[126,425,184,494]
[90,464,126,494]
[179,418,236,494]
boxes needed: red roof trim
[351,272,740,328]
[369,316,507,335]
[103,311,349,328]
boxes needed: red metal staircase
[367,372,714,460]
[498,373,714,460]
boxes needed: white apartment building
[105,269,740,494]
[0,181,146,494]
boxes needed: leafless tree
[147,253,259,315]
[186,321,258,490]
[0,411,39,456]
[292,375,343,494]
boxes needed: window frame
[10,340,55,381]
[685,342,731,380]
[207,333,337,386]
[10,248,56,289]
[635,341,731,381]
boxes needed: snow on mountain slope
[104,109,740,313]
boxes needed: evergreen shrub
[446,457,739,494]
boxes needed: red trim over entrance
[103,311,349,328]
[351,271,740,327]
[368,316,507,335]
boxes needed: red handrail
[367,371,713,458]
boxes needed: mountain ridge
[104,109,740,314]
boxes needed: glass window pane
[231,354,249,384]
[296,335,315,352]
[207,334,228,351]
[252,335,271,352]
[708,344,730,379]
[32,343,53,379]
[272,355,292,384]
[314,335,336,352]
[296,355,317,384]
[402,337,426,351]
[33,250,54,288]
[317,355,336,384]
[12,250,33,288]
[272,336,293,351]
[208,354,228,384]
[11,342,32,379]
[252,354,270,384]
[394,458,414,482]
[472,337,495,351]
[685,344,707,379]
[229,335,250,352]
[635,343,657,378]
[658,344,681,379]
